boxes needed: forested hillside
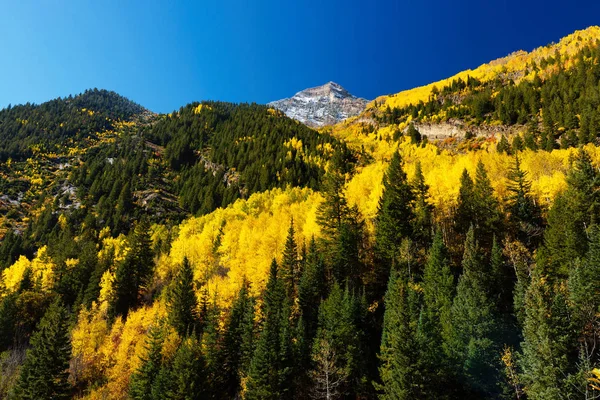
[4,27,600,400]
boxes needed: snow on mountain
[268,82,369,128]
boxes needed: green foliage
[13,299,71,400]
[129,324,165,400]
[375,152,415,265]
[376,270,422,399]
[110,219,155,318]
[246,260,292,400]
[446,227,503,397]
[168,257,199,337]
[219,279,255,398]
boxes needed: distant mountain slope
[330,26,600,158]
[369,26,600,113]
[0,88,148,160]
[268,81,368,127]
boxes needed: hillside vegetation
[3,27,600,400]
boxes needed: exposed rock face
[268,82,368,128]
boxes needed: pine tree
[311,283,363,398]
[376,269,422,399]
[407,123,422,144]
[168,257,199,337]
[420,231,455,392]
[130,324,165,400]
[375,151,415,289]
[473,160,502,249]
[520,270,576,399]
[14,300,71,400]
[110,219,155,318]
[447,227,502,396]
[299,237,327,341]
[281,219,299,299]
[246,260,289,400]
[317,147,364,288]
[0,292,18,352]
[455,169,475,238]
[168,336,207,400]
[220,279,255,398]
[411,161,433,250]
[506,155,543,249]
[497,134,512,154]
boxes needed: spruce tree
[472,160,502,250]
[167,257,199,337]
[520,270,575,399]
[506,155,543,249]
[281,219,299,299]
[246,260,288,400]
[220,279,255,398]
[130,324,165,400]
[169,337,207,400]
[311,283,360,398]
[376,269,422,399]
[375,151,415,288]
[455,169,475,238]
[420,231,455,392]
[110,219,155,318]
[0,292,18,352]
[298,237,327,341]
[447,227,502,396]
[14,299,71,400]
[411,161,433,250]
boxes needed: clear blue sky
[1,0,600,113]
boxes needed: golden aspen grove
[4,23,600,400]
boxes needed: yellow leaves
[84,303,167,400]
[193,104,212,114]
[368,26,600,116]
[1,255,31,292]
[58,214,68,230]
[589,368,600,391]
[71,303,111,385]
[267,107,281,117]
[165,187,322,307]
[1,246,55,293]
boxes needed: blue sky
[1,0,600,113]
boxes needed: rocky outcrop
[269,82,368,127]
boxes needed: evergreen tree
[472,160,502,250]
[506,155,543,249]
[447,227,502,396]
[0,292,18,352]
[411,161,433,250]
[13,300,71,400]
[376,269,422,399]
[420,231,455,394]
[130,324,165,400]
[281,219,299,299]
[375,151,415,288]
[110,219,155,318]
[220,279,255,398]
[455,168,475,238]
[246,260,290,400]
[311,283,363,398]
[520,269,576,399]
[497,134,512,154]
[407,123,422,144]
[167,257,199,337]
[168,337,207,400]
[298,237,327,341]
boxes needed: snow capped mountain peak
[268,82,369,128]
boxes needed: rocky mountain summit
[268,81,369,127]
